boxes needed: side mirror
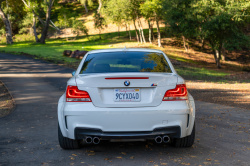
[72,71,76,76]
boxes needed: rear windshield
[80,51,172,74]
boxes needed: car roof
[87,48,164,54]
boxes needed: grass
[175,66,231,81]
[0,34,130,64]
[0,28,155,64]
[0,29,247,83]
[167,52,199,65]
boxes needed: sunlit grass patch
[175,66,231,81]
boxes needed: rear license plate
[114,88,140,102]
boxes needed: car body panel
[58,92,195,139]
[58,48,196,141]
[76,73,178,107]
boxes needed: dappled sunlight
[187,82,250,110]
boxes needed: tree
[21,0,59,44]
[194,0,250,68]
[140,0,164,47]
[78,0,93,13]
[97,0,102,13]
[162,0,250,68]
[0,0,13,44]
[102,0,143,42]
[39,0,56,43]
[162,0,198,51]
[94,12,106,39]
[72,19,89,40]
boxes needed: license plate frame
[114,88,141,102]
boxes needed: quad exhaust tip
[85,136,92,144]
[155,136,162,143]
[163,135,170,143]
[93,137,100,144]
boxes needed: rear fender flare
[58,93,67,137]
[187,93,195,135]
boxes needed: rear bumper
[75,126,181,140]
[58,93,196,140]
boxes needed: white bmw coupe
[58,48,195,149]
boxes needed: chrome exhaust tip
[93,137,100,144]
[155,136,162,143]
[163,135,170,143]
[85,136,92,144]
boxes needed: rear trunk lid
[76,73,177,108]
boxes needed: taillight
[163,84,188,101]
[66,86,91,102]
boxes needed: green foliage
[19,13,34,34]
[140,0,164,19]
[196,0,250,50]
[72,19,89,38]
[0,26,5,35]
[162,0,250,67]
[163,0,250,49]
[162,0,199,39]
[54,7,79,28]
[94,12,106,38]
[102,0,143,24]
[102,0,123,25]
[0,0,26,35]
[78,0,93,7]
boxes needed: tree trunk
[33,14,39,42]
[201,38,205,49]
[213,50,221,69]
[39,0,54,44]
[137,21,142,43]
[99,30,101,39]
[164,22,167,32]
[0,4,13,44]
[221,43,226,61]
[6,0,13,36]
[182,36,188,52]
[97,0,102,13]
[83,1,88,13]
[118,26,120,38]
[186,38,190,52]
[155,14,162,47]
[128,23,131,41]
[125,24,129,38]
[133,19,139,42]
[138,19,146,43]
[151,20,155,41]
[148,19,152,44]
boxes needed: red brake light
[163,84,188,101]
[66,86,91,102]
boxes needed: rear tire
[171,122,195,148]
[58,125,81,149]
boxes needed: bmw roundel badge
[124,80,130,86]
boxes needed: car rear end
[58,48,195,148]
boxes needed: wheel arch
[58,93,67,137]
[187,92,195,136]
